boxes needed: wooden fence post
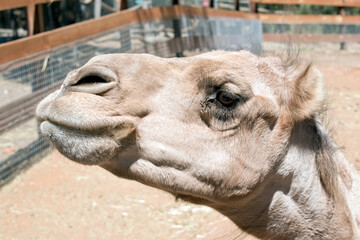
[234,0,239,11]
[250,2,258,13]
[34,4,45,34]
[27,3,35,36]
[119,0,128,10]
[116,0,120,11]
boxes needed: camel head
[36,51,329,234]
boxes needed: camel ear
[286,65,325,121]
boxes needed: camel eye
[216,90,239,107]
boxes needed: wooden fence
[1,1,359,66]
[249,0,360,7]
[0,0,128,36]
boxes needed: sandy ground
[0,118,38,162]
[0,48,359,240]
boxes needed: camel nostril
[72,75,108,86]
[68,74,117,95]
[63,65,118,95]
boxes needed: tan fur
[36,51,360,239]
[285,65,325,122]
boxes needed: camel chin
[40,120,119,165]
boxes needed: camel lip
[40,121,120,165]
[40,120,81,136]
[38,114,137,135]
[39,119,110,134]
[39,120,59,139]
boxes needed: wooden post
[34,4,45,34]
[116,0,121,11]
[210,0,214,8]
[119,0,128,10]
[250,2,258,13]
[37,4,45,32]
[27,4,35,36]
[172,0,179,5]
[234,0,239,10]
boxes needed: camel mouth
[38,117,112,133]
[40,120,119,165]
[37,110,135,133]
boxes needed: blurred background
[0,1,359,239]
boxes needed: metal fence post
[338,6,346,50]
[172,0,183,57]
[60,0,67,26]
[75,0,81,22]
[94,0,101,18]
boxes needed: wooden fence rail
[249,0,360,7]
[0,0,128,36]
[0,0,61,11]
[0,0,62,37]
[1,5,360,67]
[1,0,359,39]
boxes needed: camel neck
[217,120,360,239]
[261,148,353,239]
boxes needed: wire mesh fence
[263,24,360,35]
[0,14,262,186]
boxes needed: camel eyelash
[201,95,236,124]
[206,89,248,110]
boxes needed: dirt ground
[0,47,359,240]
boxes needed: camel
[36,50,360,239]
